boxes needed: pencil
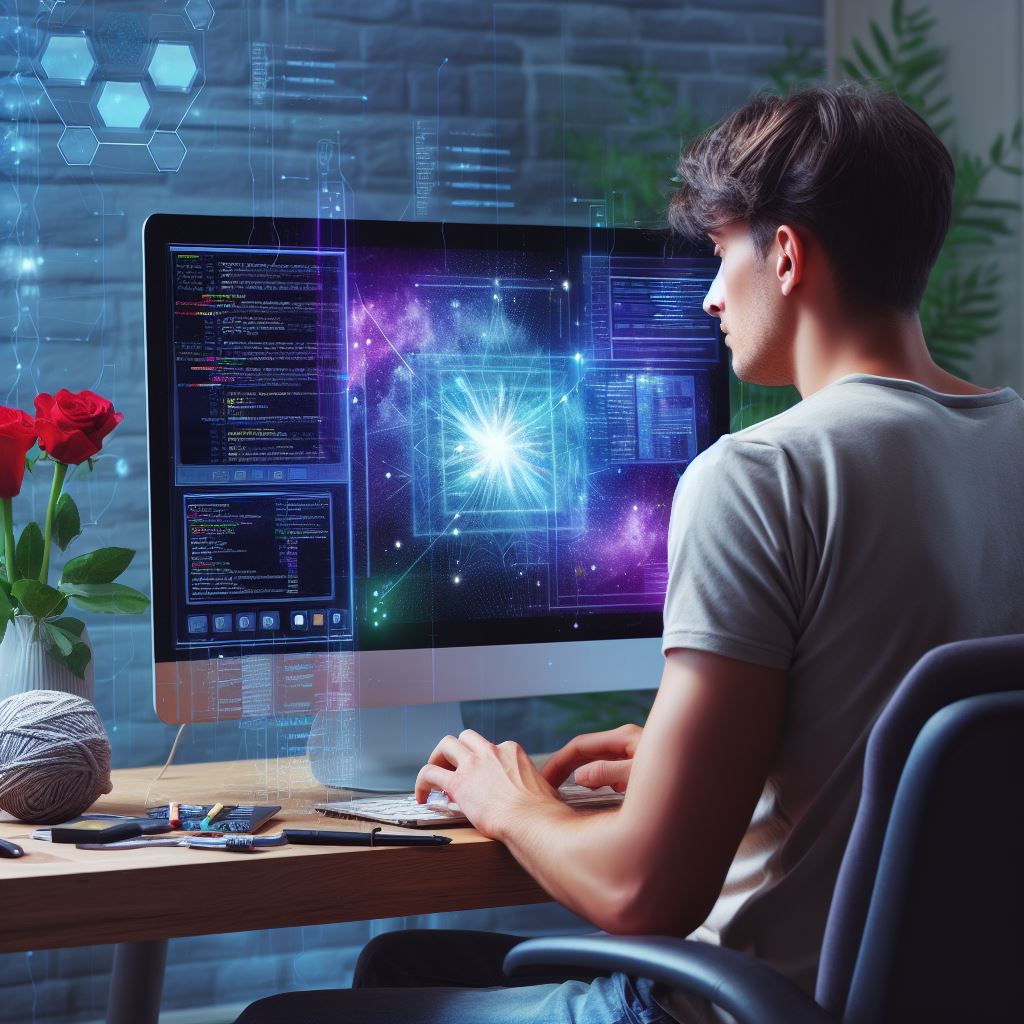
[200,802,225,830]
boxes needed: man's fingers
[458,728,493,753]
[541,725,640,786]
[414,762,456,803]
[425,734,469,771]
[573,759,632,793]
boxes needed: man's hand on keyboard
[540,723,643,795]
[414,729,564,839]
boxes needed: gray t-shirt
[658,373,1024,1021]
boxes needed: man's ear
[774,224,804,297]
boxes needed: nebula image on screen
[342,243,720,649]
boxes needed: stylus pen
[284,829,451,847]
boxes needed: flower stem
[0,497,15,584]
[39,460,68,585]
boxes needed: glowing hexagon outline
[39,33,97,85]
[57,126,100,166]
[33,3,214,172]
[148,131,187,172]
[147,41,199,92]
[185,0,215,30]
[95,80,152,131]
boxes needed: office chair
[504,634,1024,1023]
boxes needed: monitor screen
[145,216,728,722]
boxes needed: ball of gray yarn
[0,690,113,824]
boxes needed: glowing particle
[373,620,379,627]
[575,352,582,362]
[382,613,387,619]
[453,576,461,584]
[590,564,597,571]
[365,338,371,344]
[573,622,579,629]
[352,396,359,404]
[385,471,392,479]
[560,395,568,403]
[353,341,359,348]
[394,540,402,549]
[372,607,378,613]
[373,590,379,597]
[633,504,638,511]
[562,280,570,291]
[536,580,541,587]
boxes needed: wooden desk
[0,757,550,1023]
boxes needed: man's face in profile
[703,221,793,387]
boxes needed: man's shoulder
[728,378,905,452]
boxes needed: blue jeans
[234,929,674,1024]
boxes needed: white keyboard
[316,784,624,828]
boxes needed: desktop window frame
[143,214,729,672]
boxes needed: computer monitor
[144,215,728,730]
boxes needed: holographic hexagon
[95,81,150,130]
[57,127,99,165]
[148,131,187,171]
[40,34,97,85]
[96,14,148,67]
[147,42,199,92]
[33,2,214,173]
[185,0,215,30]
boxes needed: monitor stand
[306,702,466,793]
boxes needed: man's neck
[791,311,996,398]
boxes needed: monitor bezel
[143,213,729,675]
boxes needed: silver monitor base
[307,702,466,793]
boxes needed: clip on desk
[0,757,549,1024]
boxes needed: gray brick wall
[0,1,823,1019]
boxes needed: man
[237,83,1024,1023]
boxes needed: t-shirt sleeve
[662,436,806,668]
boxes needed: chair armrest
[503,934,835,1024]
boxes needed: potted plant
[0,389,150,700]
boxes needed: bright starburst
[444,376,554,513]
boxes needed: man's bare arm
[415,649,786,935]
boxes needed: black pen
[284,828,450,847]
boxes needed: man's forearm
[494,800,671,933]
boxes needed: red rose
[0,407,36,499]
[34,389,123,465]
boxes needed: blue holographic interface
[161,235,723,656]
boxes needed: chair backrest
[814,634,1024,1018]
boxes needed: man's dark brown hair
[668,83,955,314]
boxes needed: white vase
[0,616,94,702]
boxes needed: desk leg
[106,939,168,1024]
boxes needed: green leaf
[870,21,893,65]
[892,0,905,35]
[11,580,69,619]
[852,39,882,79]
[61,547,135,586]
[50,615,85,638]
[59,582,150,615]
[64,641,91,680]
[53,493,81,552]
[15,523,44,581]
[40,619,73,656]
[38,622,91,680]
[0,584,12,645]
